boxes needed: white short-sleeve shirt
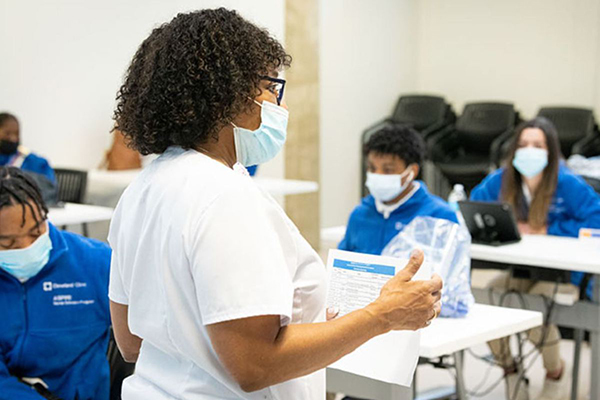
[108,147,327,400]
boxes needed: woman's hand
[518,222,547,235]
[529,225,547,235]
[518,222,531,234]
[365,250,442,332]
[326,307,339,321]
[205,249,441,392]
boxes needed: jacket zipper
[17,283,28,364]
[381,218,388,252]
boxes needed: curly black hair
[114,8,291,155]
[364,123,425,166]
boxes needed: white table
[327,304,543,400]
[87,169,318,207]
[321,225,347,245]
[252,176,318,196]
[88,169,140,189]
[321,227,600,274]
[471,235,600,274]
[87,169,141,208]
[420,304,542,358]
[469,235,600,400]
[321,228,600,399]
[48,203,114,226]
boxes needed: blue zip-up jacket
[339,181,458,255]
[0,224,111,400]
[0,152,56,184]
[471,165,600,297]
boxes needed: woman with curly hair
[108,8,442,399]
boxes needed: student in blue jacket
[0,113,56,184]
[339,124,458,255]
[471,117,600,400]
[0,166,112,400]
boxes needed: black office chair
[54,168,89,236]
[362,95,455,144]
[428,102,518,195]
[55,168,87,203]
[390,95,456,136]
[537,107,599,158]
[107,328,135,400]
[360,95,455,196]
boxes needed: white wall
[415,0,600,118]
[0,0,285,179]
[319,0,600,229]
[6,0,600,232]
[319,0,419,228]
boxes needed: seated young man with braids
[0,166,112,400]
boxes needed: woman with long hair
[471,117,600,400]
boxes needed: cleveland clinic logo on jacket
[549,197,567,215]
[42,280,95,306]
[43,280,88,291]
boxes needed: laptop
[458,201,521,246]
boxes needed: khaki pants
[487,271,563,373]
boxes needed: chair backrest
[390,95,449,131]
[456,102,516,153]
[361,120,396,147]
[537,107,595,157]
[54,168,88,204]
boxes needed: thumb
[396,249,424,281]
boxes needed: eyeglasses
[260,75,286,105]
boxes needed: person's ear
[410,163,420,179]
[231,101,262,131]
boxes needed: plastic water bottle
[448,184,466,212]
[448,184,467,226]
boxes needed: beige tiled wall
[284,0,321,249]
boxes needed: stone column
[284,0,320,249]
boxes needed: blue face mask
[232,100,289,167]
[513,147,548,178]
[0,226,52,282]
[366,168,414,202]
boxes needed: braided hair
[0,166,48,227]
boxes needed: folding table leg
[454,351,468,400]
[571,328,583,400]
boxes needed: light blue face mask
[366,168,414,202]
[232,100,289,167]
[512,147,548,178]
[0,226,52,282]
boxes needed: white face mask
[0,224,52,281]
[366,167,414,202]
[512,147,548,178]
[231,100,289,167]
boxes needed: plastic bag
[382,216,474,318]
[567,155,600,180]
